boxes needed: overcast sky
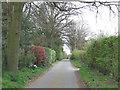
[63,2,118,55]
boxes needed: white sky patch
[84,6,118,37]
[63,44,71,55]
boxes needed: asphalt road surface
[28,59,82,88]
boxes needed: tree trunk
[7,2,24,73]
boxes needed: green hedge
[44,47,50,66]
[70,49,86,63]
[86,36,118,80]
[44,47,56,64]
[71,60,118,88]
[18,53,35,69]
[49,49,56,64]
[70,36,118,81]
[54,45,64,60]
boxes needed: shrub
[44,47,50,65]
[72,49,80,60]
[70,49,86,63]
[54,45,64,60]
[70,54,75,60]
[31,46,46,66]
[18,53,35,69]
[44,47,56,64]
[78,50,87,63]
[51,50,56,63]
[49,49,56,64]
[86,36,118,80]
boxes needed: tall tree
[30,2,72,48]
[63,22,89,50]
[7,2,25,73]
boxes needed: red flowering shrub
[31,46,46,66]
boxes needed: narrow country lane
[27,59,86,88]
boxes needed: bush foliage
[3,45,57,88]
[31,46,46,66]
[54,45,64,60]
[19,45,56,69]
[19,53,35,69]
[71,60,118,88]
[86,36,118,80]
[44,47,56,64]
[70,36,118,81]
[44,47,50,66]
[70,49,86,63]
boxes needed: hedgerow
[49,49,56,63]
[70,36,118,81]
[71,60,118,88]
[44,47,56,64]
[54,45,64,60]
[18,53,35,69]
[70,49,86,63]
[44,47,50,66]
[86,36,118,80]
[19,45,57,69]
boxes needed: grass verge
[71,59,118,88]
[2,62,56,88]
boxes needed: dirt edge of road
[70,60,88,88]
[25,61,60,88]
